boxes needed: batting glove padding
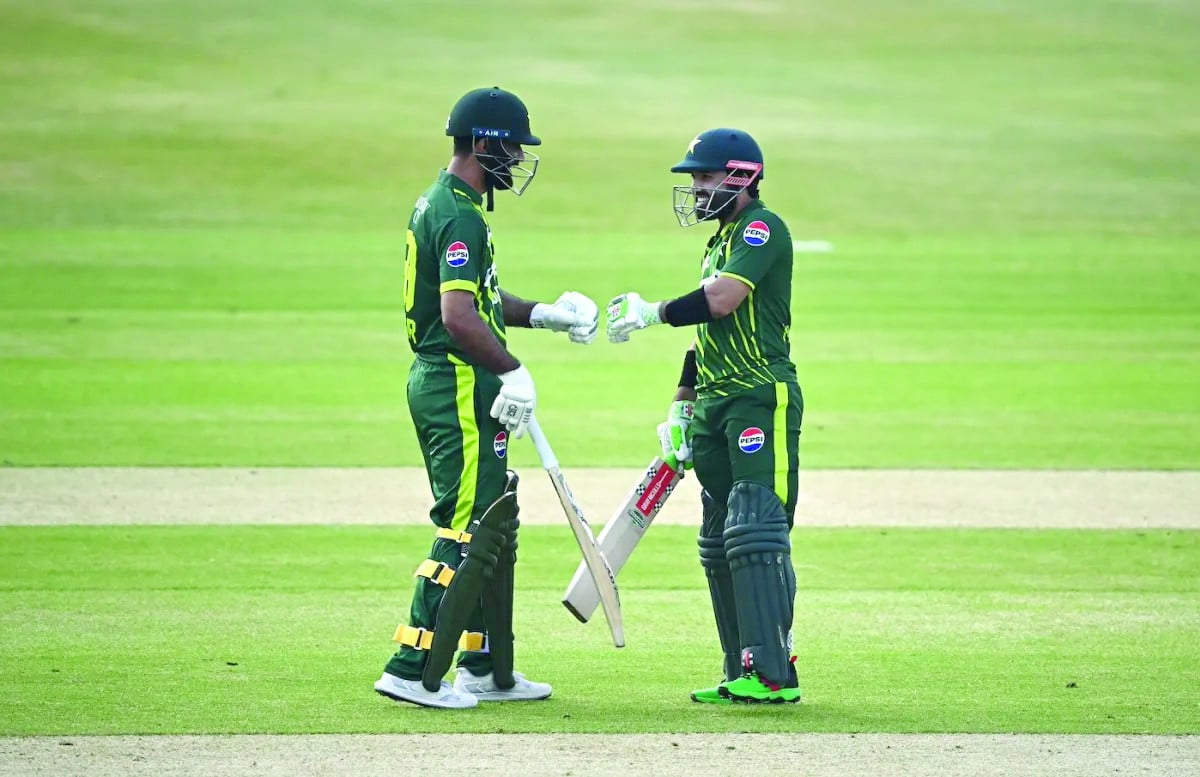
[657,400,695,470]
[606,292,663,343]
[490,365,537,439]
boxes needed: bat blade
[546,466,625,647]
[562,458,682,622]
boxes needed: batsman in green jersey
[607,128,803,704]
[374,86,600,710]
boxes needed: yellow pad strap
[393,625,434,650]
[414,559,455,587]
[393,625,488,652]
[436,527,473,544]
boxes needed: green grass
[1,0,1197,742]
[1,525,1197,735]
[2,0,1198,468]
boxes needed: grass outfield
[1,0,1198,469]
[2,233,1197,468]
[1,525,1197,735]
[1,0,1197,751]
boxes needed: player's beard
[696,186,739,222]
[485,166,514,191]
[478,139,538,195]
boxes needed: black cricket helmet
[671,128,763,226]
[446,86,540,196]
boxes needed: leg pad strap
[436,527,473,544]
[393,625,487,652]
[415,559,456,587]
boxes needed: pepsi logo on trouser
[738,427,765,454]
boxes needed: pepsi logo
[743,220,771,247]
[445,241,470,268]
[738,426,766,454]
[493,431,507,458]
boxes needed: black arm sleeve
[661,287,714,326]
[678,349,698,389]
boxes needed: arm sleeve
[436,215,489,294]
[720,213,790,290]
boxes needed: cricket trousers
[691,381,803,517]
[384,358,511,680]
[692,380,803,683]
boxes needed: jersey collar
[712,199,766,241]
[733,198,766,227]
[439,170,484,206]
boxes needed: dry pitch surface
[2,468,1198,777]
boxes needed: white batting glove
[657,400,695,471]
[606,292,663,343]
[564,293,599,345]
[490,365,537,439]
[530,291,599,345]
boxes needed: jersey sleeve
[435,215,489,294]
[720,212,790,290]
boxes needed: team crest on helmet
[445,241,470,268]
[743,221,771,247]
[493,431,508,458]
[738,427,766,454]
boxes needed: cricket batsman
[374,86,599,709]
[607,128,803,704]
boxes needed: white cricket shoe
[453,668,552,701]
[374,672,478,709]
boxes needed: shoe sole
[718,686,801,704]
[374,683,478,709]
[718,691,802,705]
[690,693,732,705]
[464,691,552,701]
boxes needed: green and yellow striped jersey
[402,171,506,364]
[694,200,797,398]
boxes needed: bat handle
[526,416,559,470]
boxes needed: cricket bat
[527,416,625,648]
[562,457,683,623]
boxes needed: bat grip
[526,416,559,470]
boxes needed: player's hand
[530,292,599,345]
[606,292,662,343]
[657,400,695,471]
[565,292,599,345]
[490,365,537,439]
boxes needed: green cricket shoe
[718,673,802,704]
[690,684,732,705]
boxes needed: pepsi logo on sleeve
[743,221,771,247]
[446,241,470,268]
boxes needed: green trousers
[692,381,803,520]
[384,358,511,680]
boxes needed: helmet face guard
[673,160,762,227]
[474,130,539,196]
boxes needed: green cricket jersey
[694,199,797,398]
[403,170,506,364]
